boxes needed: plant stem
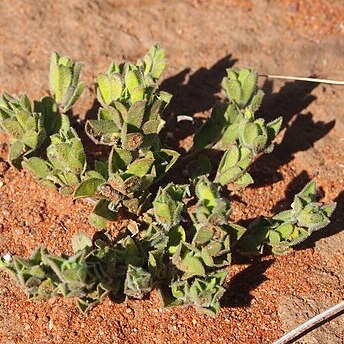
[260,74,344,85]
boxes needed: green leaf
[127,101,146,129]
[241,72,257,107]
[193,226,213,244]
[195,177,219,210]
[268,230,281,245]
[275,224,294,239]
[250,90,264,111]
[168,225,186,254]
[22,130,39,149]
[9,140,25,161]
[126,158,154,177]
[243,122,260,146]
[110,73,123,100]
[223,79,242,104]
[321,203,336,217]
[142,120,160,135]
[50,57,72,104]
[180,256,205,276]
[3,118,24,138]
[97,73,112,105]
[125,69,141,94]
[234,172,254,188]
[273,210,294,222]
[88,212,107,229]
[71,233,92,253]
[22,157,51,179]
[110,147,133,171]
[217,166,242,186]
[219,145,240,171]
[298,181,317,202]
[86,119,118,134]
[267,117,283,142]
[64,82,85,112]
[73,178,104,199]
[130,85,145,103]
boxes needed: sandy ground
[0,1,343,343]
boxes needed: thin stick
[273,300,344,344]
[260,74,344,85]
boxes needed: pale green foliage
[192,176,231,225]
[95,44,168,108]
[153,183,186,229]
[167,270,227,315]
[222,68,263,111]
[124,265,152,299]
[193,68,282,189]
[239,181,337,254]
[87,45,171,149]
[76,46,179,227]
[22,115,86,194]
[49,52,85,112]
[0,93,46,167]
[0,52,86,192]
[0,46,336,317]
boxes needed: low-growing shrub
[0,45,336,315]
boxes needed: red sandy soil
[0,1,343,343]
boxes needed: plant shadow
[271,170,312,213]
[161,54,237,118]
[160,55,237,149]
[71,100,112,167]
[250,80,335,187]
[221,259,274,308]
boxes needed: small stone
[14,228,24,236]
[3,253,12,262]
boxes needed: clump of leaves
[0,52,86,192]
[74,45,179,227]
[0,46,337,316]
[239,181,337,255]
[193,68,282,189]
[0,93,47,167]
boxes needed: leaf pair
[50,52,85,112]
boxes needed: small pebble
[3,253,12,262]
[14,228,24,236]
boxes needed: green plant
[238,181,336,254]
[193,68,282,189]
[0,46,336,316]
[74,45,179,227]
[0,52,86,193]
[0,93,47,167]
